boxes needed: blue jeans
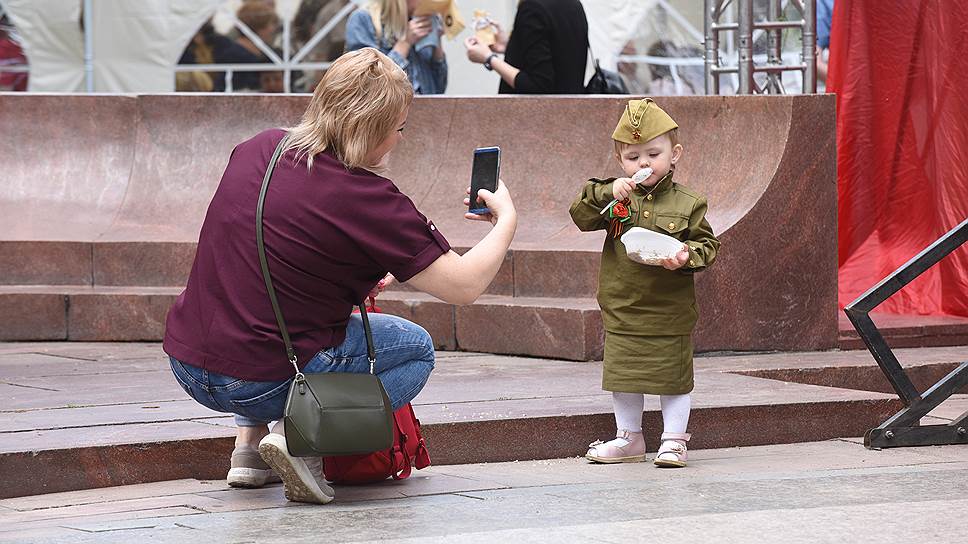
[169,313,435,427]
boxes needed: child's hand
[660,244,690,270]
[612,177,635,201]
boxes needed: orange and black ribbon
[607,199,632,238]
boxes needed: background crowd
[2,0,807,96]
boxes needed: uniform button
[643,211,650,218]
[647,194,653,201]
[668,222,676,229]
[689,260,695,266]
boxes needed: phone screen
[469,146,500,213]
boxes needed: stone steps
[11,343,965,499]
[4,283,968,356]
[0,285,603,359]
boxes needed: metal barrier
[704,0,816,94]
[844,218,968,449]
[175,0,362,93]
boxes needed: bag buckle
[294,372,306,394]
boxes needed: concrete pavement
[2,438,966,543]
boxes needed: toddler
[569,98,720,467]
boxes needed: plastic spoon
[600,167,653,215]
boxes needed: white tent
[1,0,219,92]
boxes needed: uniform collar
[636,170,675,197]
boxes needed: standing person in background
[815,0,834,85]
[291,0,351,92]
[0,14,27,91]
[463,0,588,94]
[816,0,834,51]
[344,0,448,94]
[236,1,282,92]
[236,0,280,58]
[180,21,263,92]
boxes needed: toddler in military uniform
[569,98,720,467]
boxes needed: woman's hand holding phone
[464,179,515,226]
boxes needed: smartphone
[468,146,501,214]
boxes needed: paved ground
[5,342,967,454]
[2,438,966,543]
[1,342,966,499]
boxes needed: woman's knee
[372,314,435,360]
[410,323,435,365]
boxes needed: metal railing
[704,0,816,94]
[844,218,968,449]
[613,0,817,95]
[176,0,361,93]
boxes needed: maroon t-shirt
[164,129,451,381]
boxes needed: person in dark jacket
[463,0,588,94]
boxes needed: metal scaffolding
[704,0,816,94]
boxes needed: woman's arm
[424,17,447,91]
[465,38,519,88]
[406,181,517,305]
[487,55,520,89]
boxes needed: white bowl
[620,227,683,266]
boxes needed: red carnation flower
[612,202,630,218]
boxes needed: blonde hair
[284,48,414,171]
[613,128,680,157]
[368,0,409,41]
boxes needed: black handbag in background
[585,45,630,95]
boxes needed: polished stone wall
[0,94,837,353]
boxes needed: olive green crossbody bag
[256,134,394,457]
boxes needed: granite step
[0,240,597,298]
[11,343,968,499]
[837,312,968,350]
[5,285,968,357]
[0,287,604,359]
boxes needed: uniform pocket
[655,214,689,236]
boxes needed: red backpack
[322,402,431,484]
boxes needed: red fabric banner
[828,0,968,316]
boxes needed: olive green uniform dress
[569,171,720,394]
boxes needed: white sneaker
[258,433,335,504]
[227,445,281,488]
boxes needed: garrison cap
[612,98,678,144]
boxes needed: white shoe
[227,445,281,488]
[258,433,335,504]
[653,432,690,468]
[585,430,647,464]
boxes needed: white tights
[612,392,691,434]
